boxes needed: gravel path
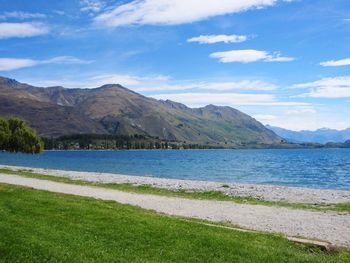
[1,173,349,248]
[1,165,349,204]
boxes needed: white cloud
[187,34,247,44]
[152,93,274,106]
[320,58,350,67]
[253,114,277,122]
[286,108,316,114]
[136,80,277,92]
[25,74,170,89]
[94,0,279,27]
[0,11,46,20]
[53,10,66,16]
[90,74,142,86]
[265,117,350,131]
[301,87,350,98]
[43,74,276,92]
[196,81,277,90]
[265,54,295,62]
[0,58,37,71]
[42,56,94,65]
[294,76,350,98]
[23,74,280,95]
[210,49,294,63]
[255,102,309,106]
[293,76,350,89]
[151,92,307,107]
[0,56,92,71]
[80,0,105,13]
[0,22,49,39]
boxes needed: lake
[0,149,349,190]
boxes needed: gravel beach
[1,165,349,204]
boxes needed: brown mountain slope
[0,96,106,137]
[0,78,106,137]
[0,76,281,145]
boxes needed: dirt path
[1,173,349,248]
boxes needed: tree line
[42,134,215,150]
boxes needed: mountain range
[266,125,350,144]
[0,76,282,146]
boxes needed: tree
[0,117,43,154]
[0,118,10,149]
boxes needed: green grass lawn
[1,168,350,213]
[0,183,349,262]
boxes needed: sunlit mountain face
[0,76,281,144]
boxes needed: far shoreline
[30,146,350,152]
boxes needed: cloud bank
[0,56,92,71]
[294,76,350,98]
[0,11,46,20]
[95,0,279,27]
[0,22,49,39]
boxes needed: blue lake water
[0,149,350,190]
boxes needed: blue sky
[0,0,350,131]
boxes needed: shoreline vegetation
[42,134,350,151]
[1,166,349,213]
[0,116,43,154]
[1,183,349,262]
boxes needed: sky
[0,0,350,131]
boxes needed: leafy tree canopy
[0,117,43,154]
